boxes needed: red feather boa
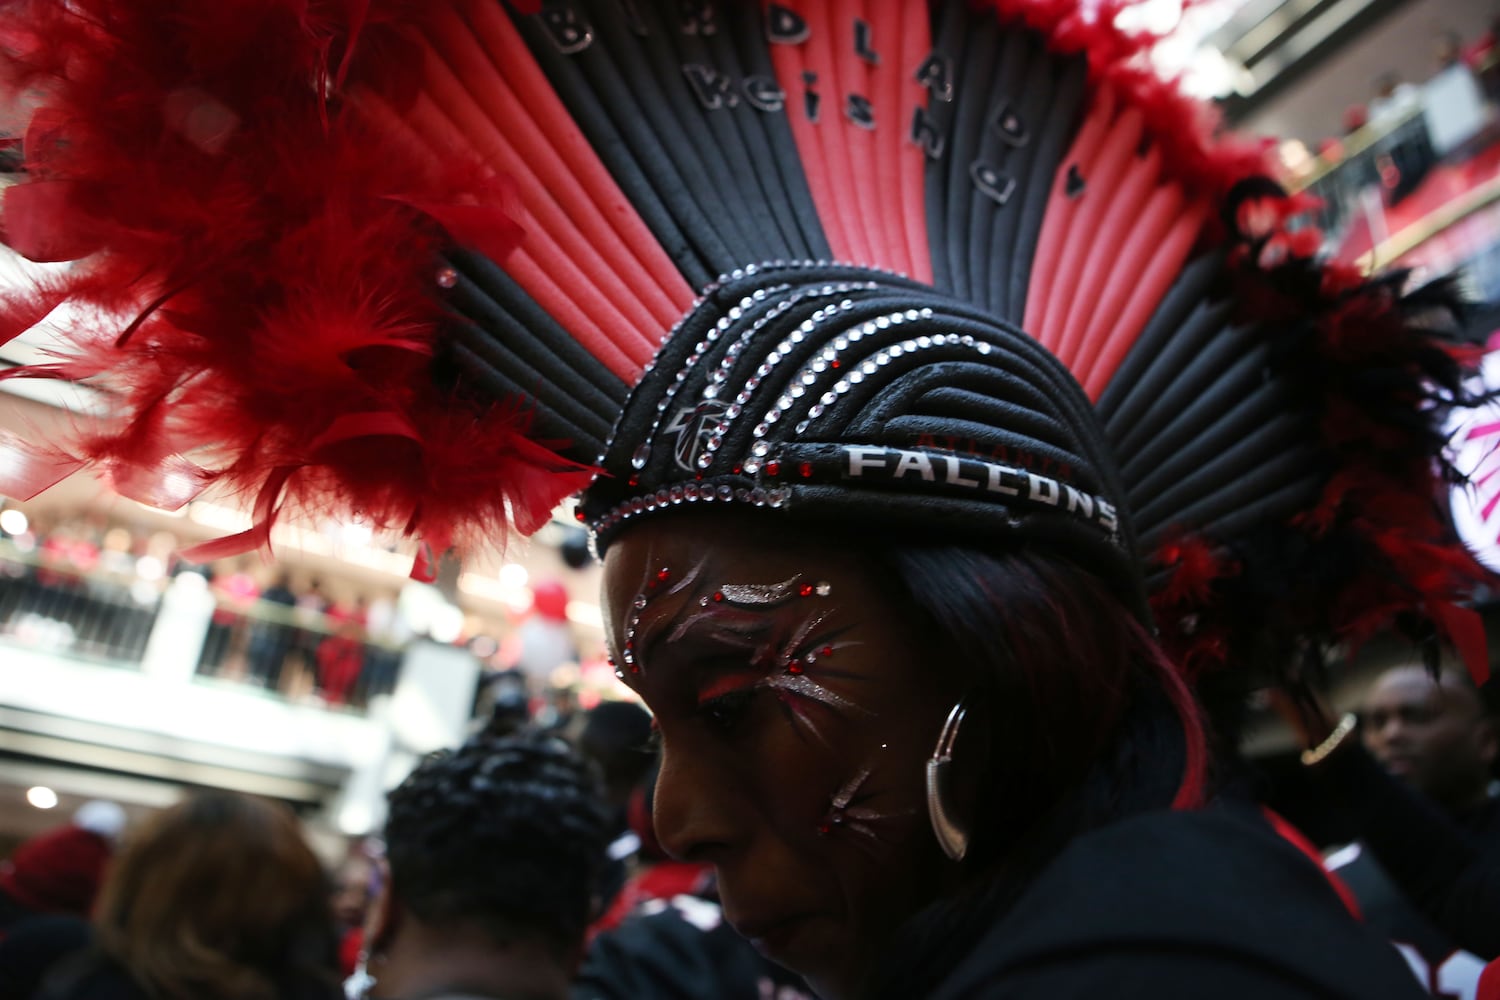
[0,0,586,570]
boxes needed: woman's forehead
[602,510,858,596]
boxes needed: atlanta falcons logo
[664,400,730,473]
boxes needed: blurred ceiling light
[0,509,28,536]
[498,562,529,590]
[1116,0,1183,34]
[338,519,374,548]
[566,601,604,629]
[26,786,58,809]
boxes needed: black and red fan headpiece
[0,0,1488,679]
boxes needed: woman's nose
[652,745,745,865]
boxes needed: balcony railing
[0,543,404,714]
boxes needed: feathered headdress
[0,0,1488,681]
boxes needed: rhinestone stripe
[599,260,913,468]
[694,292,880,472]
[735,306,935,474]
[792,323,989,438]
[627,283,793,472]
[619,590,648,676]
[589,480,794,549]
[701,281,885,404]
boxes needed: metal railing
[194,598,404,710]
[0,543,404,713]
[0,547,160,665]
[1296,108,1436,251]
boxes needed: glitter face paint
[637,565,873,747]
[817,767,915,858]
[618,563,908,853]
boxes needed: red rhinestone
[657,567,671,582]
[831,360,841,369]
[712,591,725,602]
[820,646,833,657]
[799,462,814,478]
[629,664,640,675]
[765,461,781,476]
[574,509,586,522]
[817,823,831,835]
[628,474,640,487]
[798,583,814,597]
[732,465,742,475]
[788,662,804,675]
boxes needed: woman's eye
[698,687,756,732]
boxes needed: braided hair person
[0,2,1491,997]
[351,733,612,1000]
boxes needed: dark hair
[578,700,655,798]
[383,731,612,958]
[870,543,1206,997]
[94,791,340,1000]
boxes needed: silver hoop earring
[926,700,970,862]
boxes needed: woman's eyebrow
[665,605,768,646]
[632,568,830,669]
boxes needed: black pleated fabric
[516,1,831,284]
[444,248,630,460]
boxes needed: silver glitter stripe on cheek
[831,767,871,811]
[819,767,915,858]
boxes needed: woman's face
[602,510,964,998]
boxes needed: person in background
[286,579,330,699]
[0,802,126,999]
[331,848,380,980]
[576,701,657,916]
[350,732,611,1000]
[32,791,342,1000]
[577,702,655,836]
[358,591,405,703]
[247,573,297,691]
[0,800,124,933]
[1287,661,1499,996]
[316,596,367,707]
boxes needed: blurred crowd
[0,657,1494,1000]
[1302,18,1500,186]
[0,512,605,714]
[0,695,813,1000]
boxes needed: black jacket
[927,802,1427,999]
[1310,742,1500,960]
[575,893,813,1000]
